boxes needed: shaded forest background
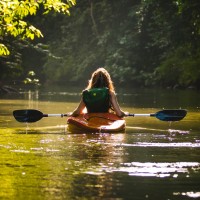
[1,0,200,90]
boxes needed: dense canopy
[0,0,200,89]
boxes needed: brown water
[0,88,200,200]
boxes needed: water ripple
[173,191,200,198]
[113,162,199,177]
[116,142,200,148]
[85,162,200,178]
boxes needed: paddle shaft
[45,113,155,117]
[44,114,70,117]
[128,114,155,117]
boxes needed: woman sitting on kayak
[71,68,128,117]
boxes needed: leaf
[0,44,10,56]
[29,6,37,15]
[19,20,27,27]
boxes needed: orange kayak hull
[67,113,125,133]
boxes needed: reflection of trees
[23,90,39,109]
[68,133,126,198]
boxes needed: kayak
[67,113,125,133]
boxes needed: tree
[155,0,200,88]
[1,0,199,89]
[0,0,76,56]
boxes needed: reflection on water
[84,161,200,178]
[174,192,200,198]
[121,142,200,147]
[0,88,200,199]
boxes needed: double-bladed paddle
[13,109,187,123]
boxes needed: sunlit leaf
[0,0,76,55]
[28,71,36,76]
[29,6,37,15]
[0,44,10,55]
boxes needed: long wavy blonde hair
[86,68,115,92]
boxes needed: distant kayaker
[70,68,128,117]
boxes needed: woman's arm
[110,91,128,117]
[70,97,86,116]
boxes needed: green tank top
[82,87,110,113]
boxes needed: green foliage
[0,44,10,55]
[1,0,200,89]
[39,0,200,88]
[157,45,200,87]
[43,0,142,85]
[24,70,40,86]
[0,0,76,55]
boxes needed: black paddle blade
[155,109,187,121]
[13,109,43,123]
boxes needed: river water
[0,87,200,200]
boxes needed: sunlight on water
[116,162,199,177]
[39,139,54,144]
[173,192,200,198]
[168,129,190,134]
[119,142,200,148]
[1,90,200,200]
[10,149,30,153]
[85,162,200,178]
[14,125,68,134]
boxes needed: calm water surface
[0,88,200,200]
